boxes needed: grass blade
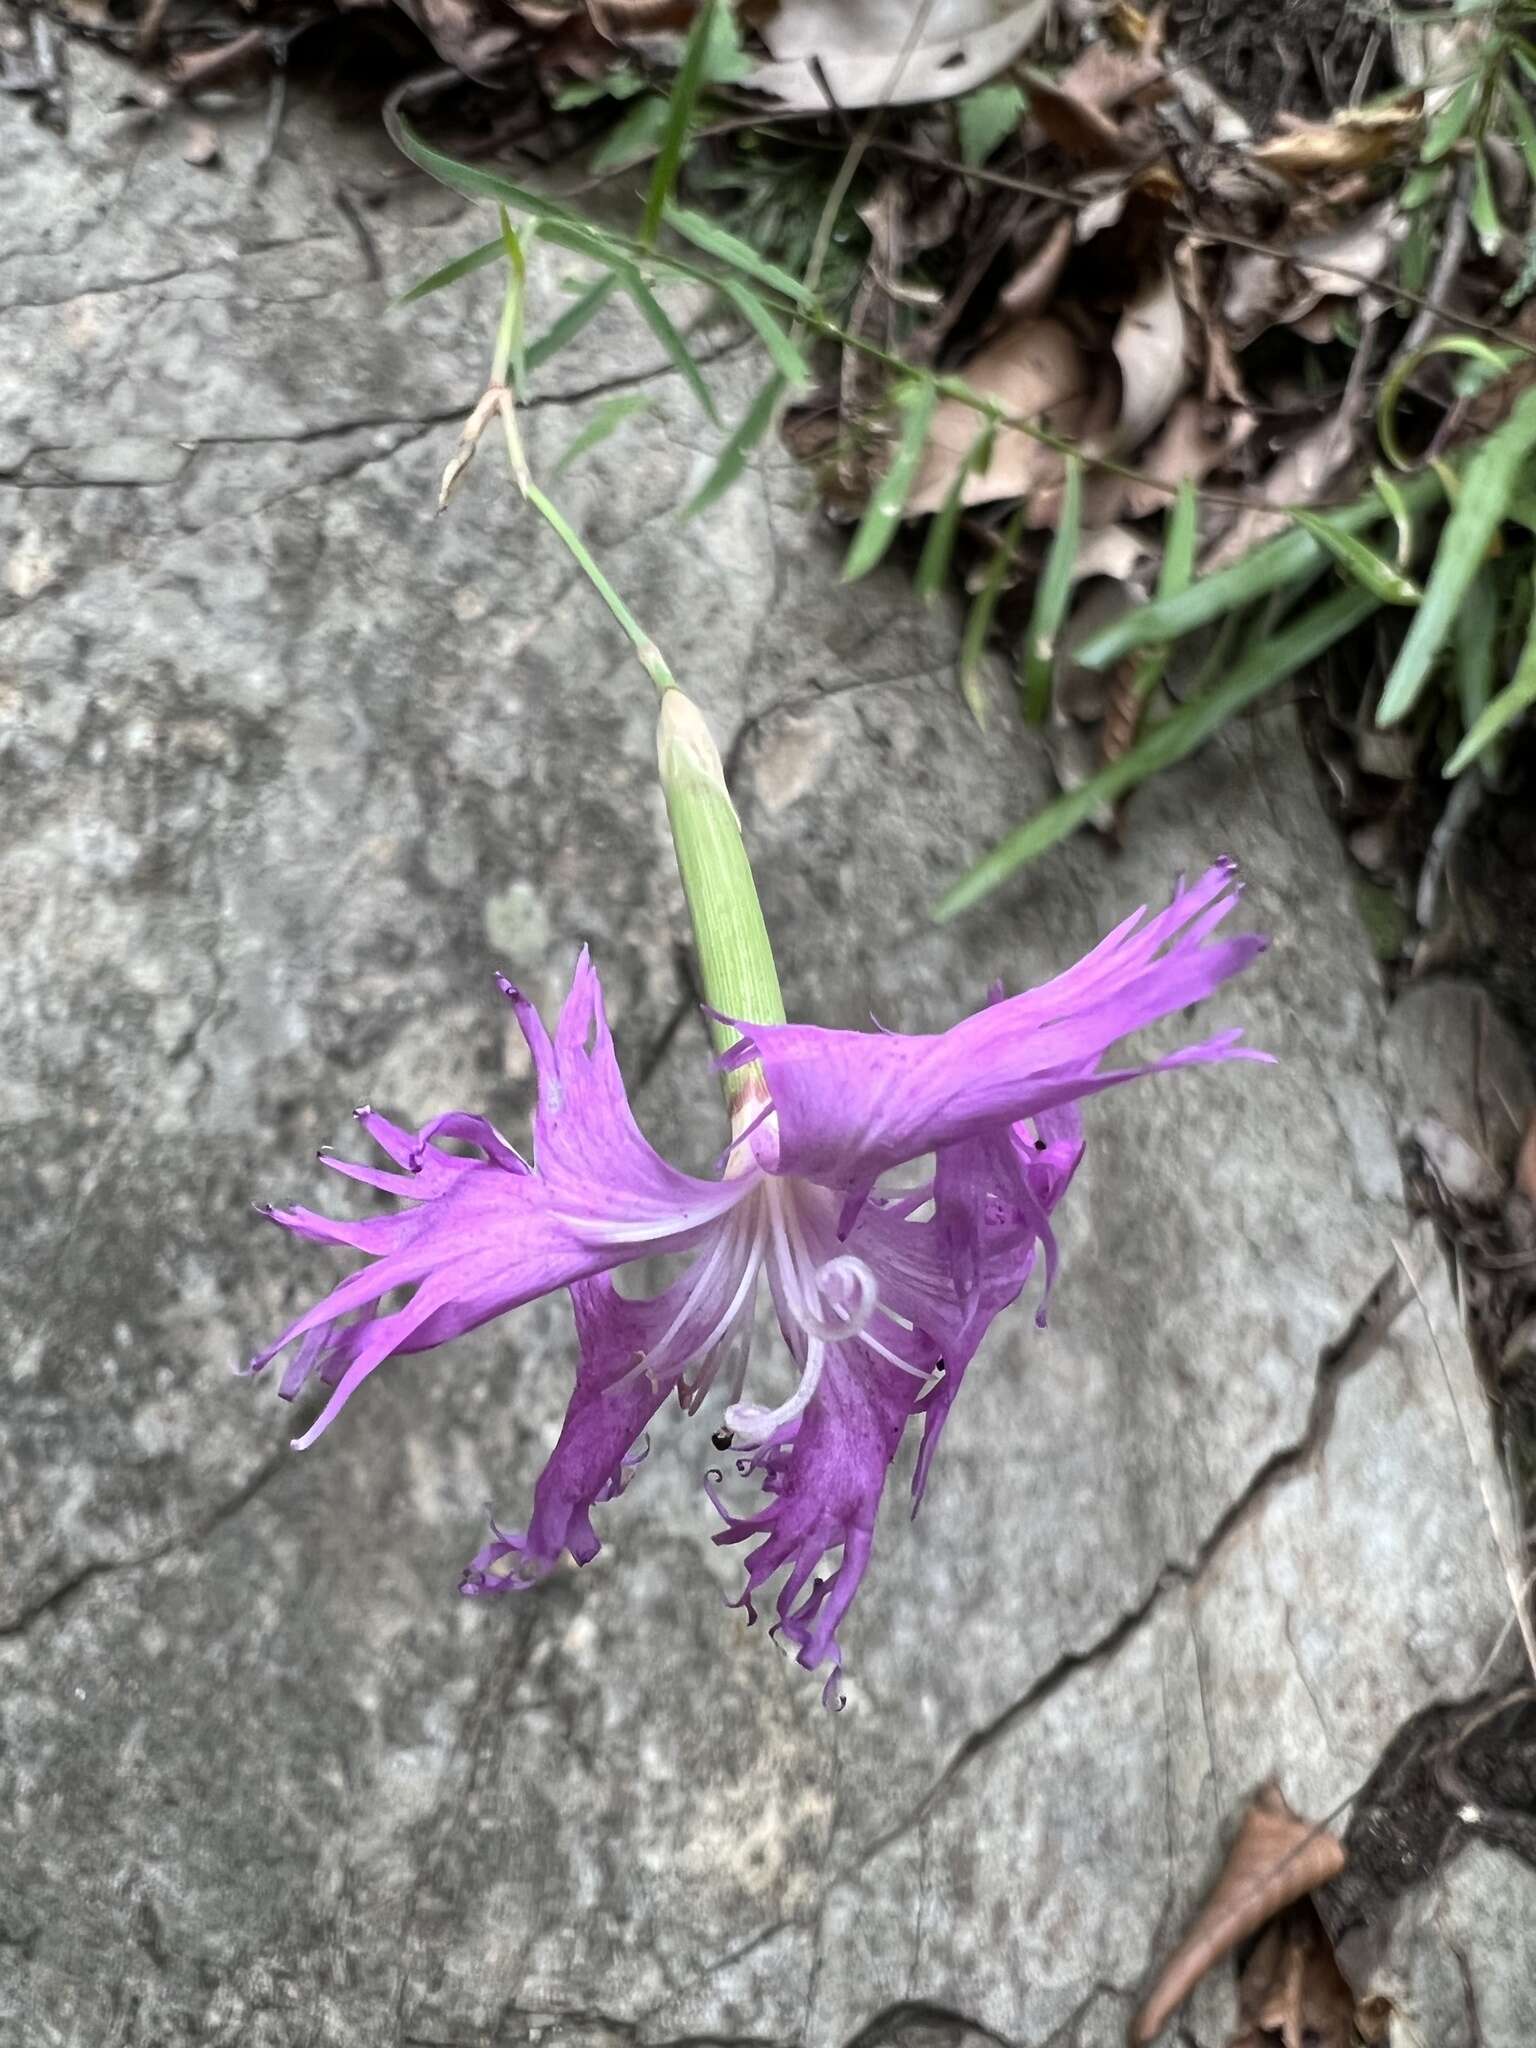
[618,268,720,424]
[934,584,1379,920]
[664,202,814,307]
[683,373,784,518]
[1470,144,1503,258]
[958,503,1026,727]
[719,278,812,388]
[1421,74,1479,164]
[1289,508,1422,604]
[1451,566,1499,740]
[1127,477,1198,704]
[553,394,651,477]
[492,209,527,394]
[1378,385,1536,724]
[1075,469,1445,668]
[591,93,671,172]
[1445,567,1536,772]
[399,236,502,304]
[1019,455,1082,722]
[642,0,716,246]
[527,272,620,373]
[1370,464,1415,568]
[914,422,995,604]
[392,116,582,226]
[843,379,938,584]
[1377,333,1519,469]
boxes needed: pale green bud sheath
[656,689,786,1119]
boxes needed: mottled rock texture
[3,35,1532,2048]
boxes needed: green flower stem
[522,479,678,697]
[464,366,781,1096]
[656,691,786,1106]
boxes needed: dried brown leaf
[1238,1902,1357,2048]
[1054,39,1166,115]
[1078,399,1243,525]
[1290,204,1406,306]
[1173,239,1246,407]
[1027,75,1133,164]
[1201,411,1356,571]
[1106,266,1188,453]
[997,215,1074,322]
[1129,1784,1346,2044]
[166,27,266,93]
[1101,659,1145,765]
[750,0,1052,112]
[1250,101,1421,180]
[905,315,1090,515]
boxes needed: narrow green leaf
[492,209,527,394]
[1399,163,1445,210]
[591,93,671,172]
[1445,566,1536,770]
[1470,145,1504,257]
[1421,75,1479,163]
[1378,386,1536,723]
[718,277,812,388]
[1074,470,1446,668]
[618,267,719,423]
[526,271,620,373]
[398,236,502,304]
[700,0,750,84]
[934,585,1379,920]
[1452,568,1499,737]
[958,502,1027,727]
[1289,509,1422,604]
[552,394,652,477]
[392,116,583,226]
[1506,77,1536,184]
[1019,454,1082,723]
[1398,214,1434,296]
[842,379,938,584]
[1502,226,1536,311]
[641,0,717,246]
[914,422,995,604]
[1370,465,1416,568]
[554,66,648,109]
[1511,40,1536,92]
[682,373,784,518]
[534,215,637,270]
[1376,334,1519,470]
[663,202,815,307]
[1128,478,1198,703]
[956,81,1026,166]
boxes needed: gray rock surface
[3,36,1533,2048]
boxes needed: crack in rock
[0,1447,289,1640]
[852,1255,1417,1868]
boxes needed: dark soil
[1321,1688,1536,1956]
[1165,0,1392,126]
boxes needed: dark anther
[711,1427,735,1451]
[1034,1137,1047,1151]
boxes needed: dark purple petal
[461,1261,737,1590]
[711,1315,931,1674]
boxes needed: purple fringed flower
[248,860,1270,1690]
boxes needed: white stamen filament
[598,1172,923,1448]
[725,1336,826,1447]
